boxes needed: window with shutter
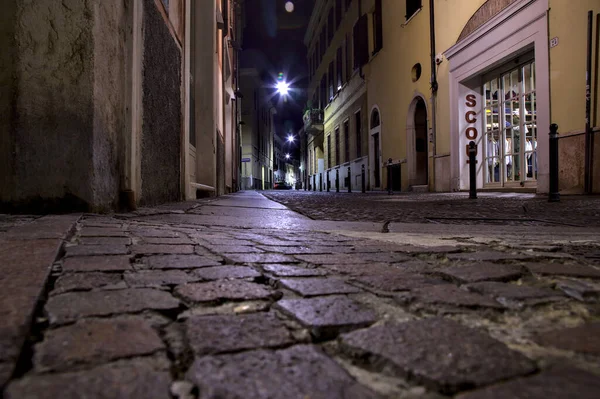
[328,62,334,101]
[353,14,368,68]
[336,47,342,91]
[373,0,383,53]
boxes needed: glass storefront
[483,58,537,186]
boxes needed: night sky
[242,0,315,155]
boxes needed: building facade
[306,0,600,194]
[239,68,276,190]
[303,0,370,193]
[1,0,243,212]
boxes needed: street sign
[241,158,251,162]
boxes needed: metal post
[319,173,322,192]
[347,166,352,193]
[361,164,366,193]
[387,158,393,195]
[327,171,330,192]
[335,169,339,192]
[468,141,477,199]
[549,124,560,202]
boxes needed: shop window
[373,0,383,54]
[355,111,362,158]
[483,59,536,185]
[344,120,350,162]
[336,47,343,90]
[406,0,422,20]
[335,127,340,165]
[327,135,332,168]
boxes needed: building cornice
[304,0,327,46]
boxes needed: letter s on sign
[465,94,476,108]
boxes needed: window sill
[402,7,423,27]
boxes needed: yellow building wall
[548,0,599,133]
[366,0,487,190]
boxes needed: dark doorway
[373,133,380,187]
[414,99,428,186]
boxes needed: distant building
[239,68,276,190]
[0,0,244,212]
[304,0,600,194]
[303,0,369,193]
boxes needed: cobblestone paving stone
[3,191,600,398]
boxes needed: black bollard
[361,164,366,193]
[549,124,560,202]
[347,166,351,193]
[335,169,340,192]
[319,173,323,192]
[468,141,477,199]
[327,170,330,192]
[313,175,315,191]
[387,158,393,195]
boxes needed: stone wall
[0,0,130,212]
[140,0,182,205]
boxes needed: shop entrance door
[483,58,537,187]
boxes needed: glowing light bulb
[285,2,294,13]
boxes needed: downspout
[584,10,593,194]
[429,0,438,190]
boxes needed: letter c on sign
[465,111,477,124]
[466,127,478,140]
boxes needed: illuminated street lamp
[285,153,290,160]
[276,81,290,96]
[287,134,294,143]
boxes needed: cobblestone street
[1,190,600,398]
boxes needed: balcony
[303,109,324,133]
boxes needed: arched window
[370,109,380,129]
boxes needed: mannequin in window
[487,135,499,182]
[505,137,512,179]
[526,137,533,177]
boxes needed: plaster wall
[193,1,217,190]
[1,0,95,210]
[139,0,181,206]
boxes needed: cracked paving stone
[65,245,129,257]
[456,366,600,399]
[34,318,165,372]
[263,264,328,277]
[446,251,529,262]
[45,288,180,325]
[399,285,504,309]
[224,253,298,264]
[175,280,280,304]
[52,272,126,295]
[294,253,391,265]
[354,252,414,263]
[339,318,536,394]
[79,228,128,237]
[204,244,266,253]
[534,322,600,355]
[124,270,200,287]
[351,273,448,292]
[321,263,398,276]
[191,265,261,280]
[525,263,600,279]
[130,228,181,238]
[186,345,380,399]
[131,244,195,255]
[139,236,194,245]
[438,263,524,283]
[557,279,600,302]
[278,278,361,297]
[5,357,171,399]
[62,255,133,272]
[275,296,376,340]
[143,254,222,269]
[185,313,294,355]
[464,281,564,307]
[260,245,348,254]
[78,237,132,246]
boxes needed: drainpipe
[429,0,438,190]
[584,10,593,194]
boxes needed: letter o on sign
[466,127,478,140]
